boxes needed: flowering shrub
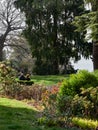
[42,83,61,115]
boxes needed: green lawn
[16,75,66,86]
[31,75,66,85]
[0,97,37,130]
[0,97,80,130]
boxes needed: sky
[72,57,93,72]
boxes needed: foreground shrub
[59,70,98,96]
[38,84,69,128]
[42,83,61,116]
[16,84,47,100]
[72,87,98,119]
[0,62,21,97]
[93,70,98,79]
[72,117,98,130]
[57,86,98,119]
[57,70,98,114]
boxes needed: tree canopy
[14,0,93,74]
[73,0,98,70]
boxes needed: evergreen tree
[73,0,98,70]
[14,0,92,74]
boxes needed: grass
[16,75,66,86]
[0,97,37,130]
[0,97,80,130]
[31,75,66,85]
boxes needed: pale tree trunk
[0,30,10,61]
[93,44,98,70]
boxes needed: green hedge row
[17,80,34,85]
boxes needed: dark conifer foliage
[14,0,92,74]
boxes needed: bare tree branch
[0,0,26,61]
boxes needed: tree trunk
[52,0,59,74]
[52,58,59,74]
[0,43,3,61]
[93,44,98,70]
[0,32,9,61]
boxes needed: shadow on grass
[0,104,42,130]
[0,105,77,130]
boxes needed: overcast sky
[72,57,93,72]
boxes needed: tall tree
[87,0,98,70]
[15,0,92,74]
[0,0,24,61]
[73,0,98,70]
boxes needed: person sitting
[19,72,26,80]
[25,74,30,81]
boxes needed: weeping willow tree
[73,0,98,70]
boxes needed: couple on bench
[19,72,30,81]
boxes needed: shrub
[93,70,98,78]
[72,117,98,130]
[71,93,92,117]
[57,95,73,116]
[71,87,98,118]
[39,84,65,127]
[37,116,58,127]
[17,79,34,85]
[60,70,98,96]
[58,86,98,119]
[42,84,60,115]
[0,62,47,100]
[14,84,47,100]
[57,70,98,114]
[0,62,21,97]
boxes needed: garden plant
[1,62,98,130]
